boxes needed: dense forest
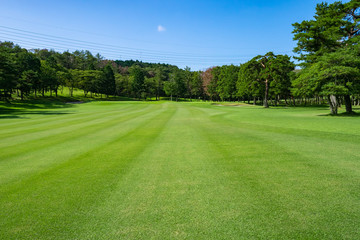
[0,0,359,114]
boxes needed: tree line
[0,0,359,114]
[0,41,292,104]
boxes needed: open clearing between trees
[0,101,360,239]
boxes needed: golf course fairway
[0,101,359,239]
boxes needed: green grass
[9,87,136,103]
[1,101,360,239]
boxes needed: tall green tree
[16,51,41,98]
[217,65,239,101]
[130,65,145,99]
[144,76,156,100]
[17,70,38,100]
[184,66,193,99]
[293,0,360,65]
[292,0,360,113]
[191,71,204,99]
[293,46,360,114]
[0,51,17,100]
[206,67,220,101]
[40,60,58,97]
[115,73,132,97]
[154,67,166,100]
[102,65,116,97]
[237,62,264,105]
[164,69,185,101]
[239,52,294,108]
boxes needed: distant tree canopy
[0,41,305,107]
[0,42,185,101]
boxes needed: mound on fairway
[0,101,359,239]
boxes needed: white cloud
[157,25,166,32]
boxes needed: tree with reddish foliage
[201,67,219,101]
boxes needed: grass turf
[0,101,360,239]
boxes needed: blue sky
[0,0,343,70]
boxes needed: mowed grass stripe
[0,104,166,185]
[0,103,177,240]
[0,101,139,132]
[0,103,154,157]
[66,104,273,239]
[0,103,140,142]
[190,104,360,238]
[185,105,300,239]
[203,106,360,176]
[72,103,240,239]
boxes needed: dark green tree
[217,65,239,101]
[237,62,264,105]
[0,50,17,100]
[40,60,57,97]
[164,69,185,101]
[17,51,41,98]
[102,65,116,97]
[292,0,360,65]
[239,52,294,108]
[184,66,193,100]
[191,71,204,99]
[154,67,167,100]
[144,76,156,100]
[206,67,220,101]
[293,46,360,114]
[130,65,145,99]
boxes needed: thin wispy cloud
[157,25,166,32]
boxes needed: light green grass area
[0,101,360,239]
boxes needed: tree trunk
[328,95,338,115]
[264,79,269,108]
[344,94,353,113]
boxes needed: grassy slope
[0,102,359,239]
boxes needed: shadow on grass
[318,111,360,117]
[0,115,27,119]
[0,109,73,119]
[1,99,76,109]
[0,99,75,119]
